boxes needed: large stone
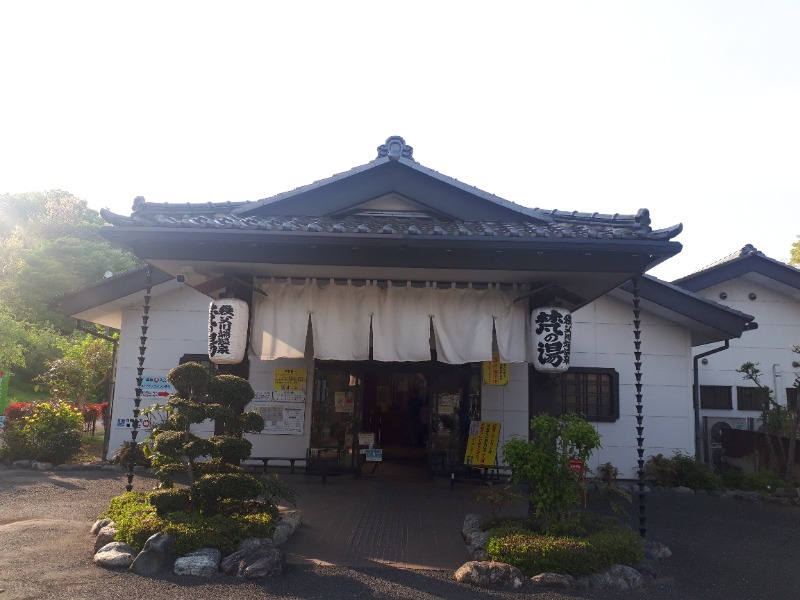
[129,532,175,576]
[461,513,483,538]
[454,561,524,589]
[641,538,672,559]
[272,509,302,546]
[531,572,576,588]
[636,559,662,579]
[672,486,694,494]
[12,460,33,469]
[733,490,763,503]
[465,530,490,560]
[94,524,118,553]
[608,564,645,589]
[90,518,113,536]
[221,540,284,579]
[174,548,221,577]
[94,542,136,569]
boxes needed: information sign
[464,421,501,466]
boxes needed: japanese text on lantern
[208,302,234,357]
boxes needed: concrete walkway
[281,462,510,570]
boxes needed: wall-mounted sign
[531,307,572,373]
[116,418,152,430]
[464,421,501,466]
[274,368,307,391]
[365,448,383,462]
[208,298,249,365]
[358,432,375,446]
[335,390,355,413]
[482,356,509,385]
[256,402,305,435]
[254,390,306,403]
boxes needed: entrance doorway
[311,362,481,476]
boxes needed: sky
[1,1,798,282]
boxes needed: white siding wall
[108,285,210,456]
[570,296,695,478]
[481,362,530,447]
[694,279,800,418]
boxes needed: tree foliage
[0,190,138,397]
[791,237,800,266]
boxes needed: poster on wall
[141,374,175,399]
[274,368,307,391]
[482,356,509,386]
[334,390,355,413]
[256,402,305,435]
[464,421,501,466]
[254,390,306,403]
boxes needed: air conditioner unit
[703,416,749,470]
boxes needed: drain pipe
[693,341,729,460]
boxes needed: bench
[246,447,341,484]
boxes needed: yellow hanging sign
[274,368,307,391]
[464,421,502,466]
[482,356,509,385]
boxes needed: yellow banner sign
[482,356,509,386]
[464,421,501,466]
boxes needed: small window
[788,388,799,411]
[737,386,770,411]
[530,367,619,422]
[699,386,732,410]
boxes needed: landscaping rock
[12,460,33,469]
[90,518,113,536]
[272,509,302,546]
[129,532,175,576]
[94,524,118,553]
[733,490,763,503]
[461,514,489,560]
[221,539,284,579]
[94,542,137,569]
[608,564,645,589]
[672,486,694,494]
[454,561,524,589]
[636,559,662,579]
[174,548,221,577]
[531,572,575,588]
[641,538,672,559]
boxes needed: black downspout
[693,341,730,461]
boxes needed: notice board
[464,421,501,466]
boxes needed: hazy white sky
[2,1,798,281]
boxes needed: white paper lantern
[531,306,572,373]
[208,298,249,365]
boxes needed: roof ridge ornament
[377,136,414,161]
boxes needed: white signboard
[254,390,306,403]
[256,402,305,435]
[116,417,153,430]
[141,375,174,391]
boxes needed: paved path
[283,462,506,569]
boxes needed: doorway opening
[311,361,481,477]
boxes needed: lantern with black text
[208,298,249,365]
[531,307,572,373]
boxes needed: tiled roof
[99,208,681,241]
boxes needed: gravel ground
[1,466,799,600]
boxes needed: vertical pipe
[631,276,646,538]
[126,266,152,492]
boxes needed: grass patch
[485,512,643,577]
[100,491,275,555]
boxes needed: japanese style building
[53,136,755,480]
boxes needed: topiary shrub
[191,472,265,516]
[149,488,193,516]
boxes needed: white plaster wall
[481,362,530,451]
[694,278,800,415]
[244,345,316,463]
[569,296,695,478]
[108,285,210,456]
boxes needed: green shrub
[644,454,677,487]
[486,517,643,576]
[209,435,253,464]
[194,458,243,477]
[149,488,193,516]
[672,453,721,491]
[1,400,83,464]
[721,469,784,492]
[191,472,265,515]
[101,491,275,555]
[207,374,255,410]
